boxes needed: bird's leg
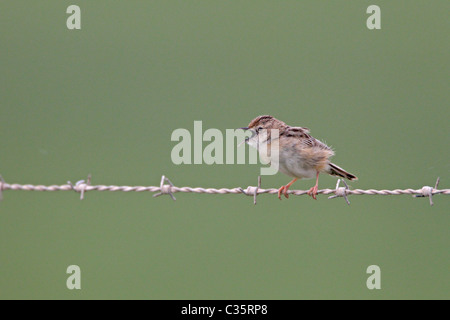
[278,178,298,200]
[307,171,320,200]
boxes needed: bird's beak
[237,127,253,147]
[238,127,256,143]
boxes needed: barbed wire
[0,174,448,206]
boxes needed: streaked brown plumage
[242,115,357,200]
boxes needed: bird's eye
[256,126,263,133]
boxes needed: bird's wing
[284,126,332,150]
[285,126,310,135]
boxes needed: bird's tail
[327,163,358,181]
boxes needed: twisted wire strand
[1,182,448,195]
[0,174,446,206]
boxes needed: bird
[240,115,357,200]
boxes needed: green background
[0,1,448,299]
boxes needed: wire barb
[239,176,261,205]
[328,179,351,205]
[153,175,176,201]
[413,177,440,206]
[68,174,92,200]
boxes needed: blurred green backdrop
[0,1,448,299]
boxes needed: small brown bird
[241,115,357,200]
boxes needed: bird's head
[239,115,286,147]
[240,115,285,134]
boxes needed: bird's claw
[278,185,290,200]
[307,186,318,200]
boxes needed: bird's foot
[307,185,319,200]
[278,185,290,200]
